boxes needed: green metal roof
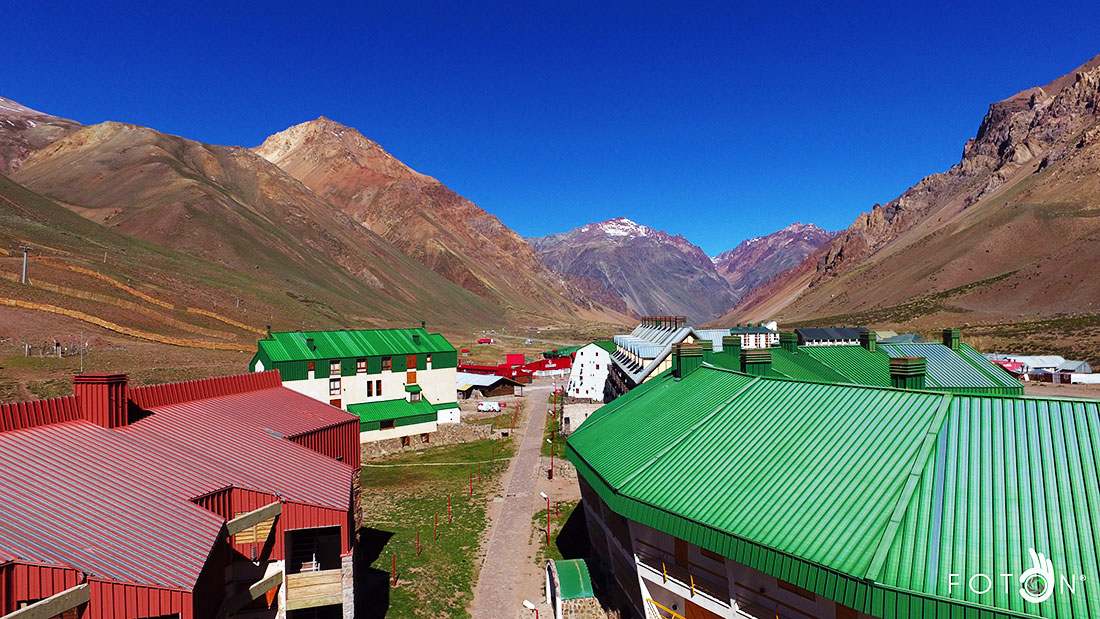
[594,340,617,354]
[347,398,435,423]
[801,345,894,386]
[568,365,1099,619]
[431,401,459,411]
[554,559,594,600]
[404,384,422,393]
[257,328,455,362]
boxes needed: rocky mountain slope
[0,97,82,174]
[529,217,737,322]
[728,53,1100,331]
[712,223,835,300]
[253,118,627,320]
[1,101,510,332]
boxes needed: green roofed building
[701,328,1023,396]
[567,346,1097,619]
[250,327,460,442]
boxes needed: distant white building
[567,342,615,402]
[728,324,780,349]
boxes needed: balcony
[285,568,343,611]
[634,539,729,607]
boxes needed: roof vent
[306,337,316,351]
[721,335,741,358]
[741,349,771,376]
[412,333,420,345]
[890,357,926,390]
[779,332,798,353]
[860,330,877,352]
[942,328,960,350]
[672,342,704,379]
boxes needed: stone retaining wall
[361,422,494,460]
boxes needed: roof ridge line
[863,391,955,581]
[617,377,760,492]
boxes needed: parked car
[477,401,502,412]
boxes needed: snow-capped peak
[595,217,652,238]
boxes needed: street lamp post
[540,491,550,548]
[546,437,554,480]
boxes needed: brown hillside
[10,120,505,328]
[253,118,629,321]
[726,53,1100,333]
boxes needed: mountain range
[724,53,1100,360]
[528,219,832,322]
[6,50,1098,369]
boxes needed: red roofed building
[0,371,360,619]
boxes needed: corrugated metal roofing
[0,371,359,595]
[121,385,357,510]
[801,345,893,386]
[877,395,1100,619]
[796,326,867,341]
[347,398,434,423]
[257,328,455,363]
[0,421,227,589]
[456,371,512,388]
[0,396,80,433]
[568,365,1100,619]
[554,559,594,600]
[880,343,1003,389]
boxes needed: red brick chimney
[73,374,129,428]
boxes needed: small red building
[0,371,360,619]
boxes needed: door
[674,537,689,567]
[685,600,723,619]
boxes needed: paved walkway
[470,381,555,617]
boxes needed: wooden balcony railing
[285,568,342,611]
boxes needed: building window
[422,433,430,443]
[381,419,395,430]
[357,358,367,373]
[382,356,392,371]
[367,381,374,397]
[308,361,316,372]
[376,379,382,396]
[427,354,433,364]
[410,391,421,402]
[596,364,600,370]
[402,436,410,447]
[330,360,341,374]
[329,378,341,396]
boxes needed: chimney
[306,337,316,351]
[672,343,704,379]
[942,328,960,350]
[721,335,741,359]
[73,374,129,428]
[412,333,421,345]
[860,330,877,352]
[699,338,717,362]
[741,349,772,376]
[265,324,272,337]
[890,357,927,390]
[421,320,426,329]
[779,332,798,353]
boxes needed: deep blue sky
[7,1,1099,254]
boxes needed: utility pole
[19,246,31,284]
[79,330,84,373]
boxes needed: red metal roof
[121,384,357,509]
[505,353,526,366]
[522,358,571,372]
[0,421,226,589]
[0,371,359,593]
[0,396,80,433]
